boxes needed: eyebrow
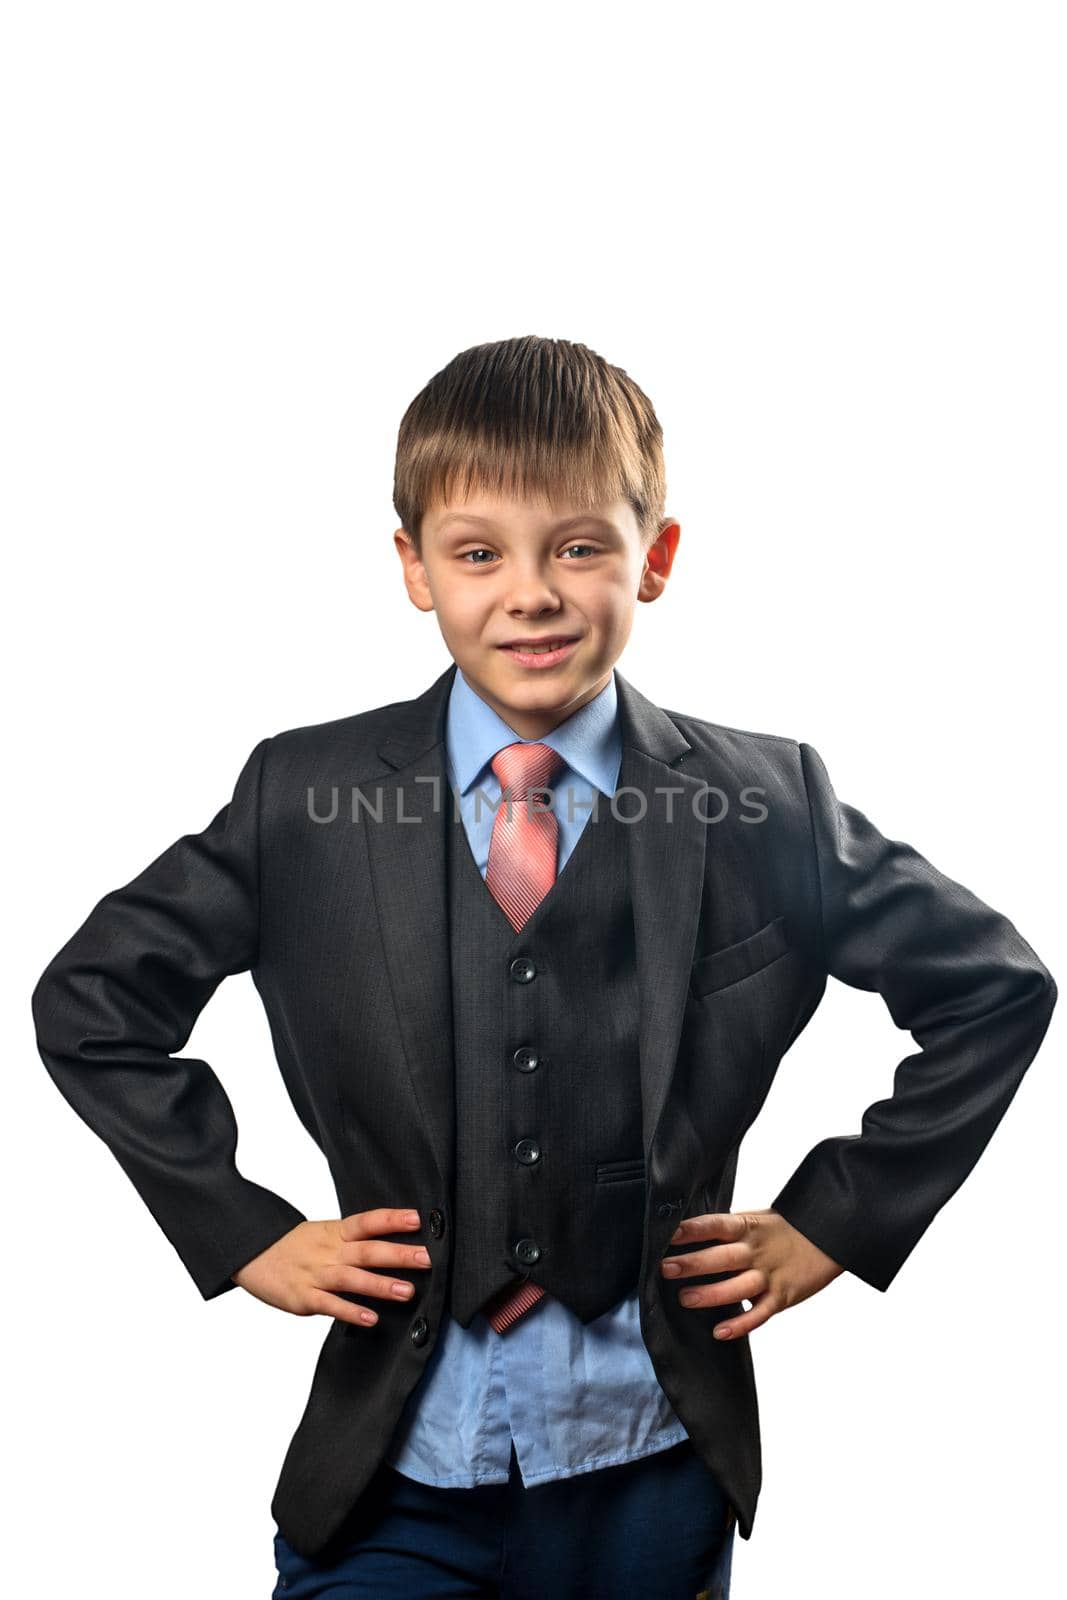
[436,513,618,534]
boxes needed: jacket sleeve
[770,741,1057,1291]
[30,737,308,1301]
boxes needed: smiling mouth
[499,638,576,655]
[496,636,582,669]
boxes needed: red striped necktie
[480,740,564,1334]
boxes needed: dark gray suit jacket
[31,662,1057,1556]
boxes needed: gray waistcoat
[447,787,647,1327]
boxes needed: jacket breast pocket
[689,915,789,998]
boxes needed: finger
[676,1268,766,1312]
[338,1208,421,1242]
[670,1211,746,1245]
[338,1239,433,1271]
[319,1263,420,1303]
[302,1286,383,1327]
[661,1238,751,1279]
[712,1288,781,1340]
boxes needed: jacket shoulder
[246,693,427,818]
[262,694,412,762]
[662,704,805,771]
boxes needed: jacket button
[428,1209,445,1238]
[513,1238,541,1266]
[514,1139,541,1165]
[509,956,536,983]
[656,1202,675,1219]
[409,1316,429,1347]
[513,1046,540,1072]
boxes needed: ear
[394,527,435,613]
[637,519,681,603]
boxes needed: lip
[497,636,580,670]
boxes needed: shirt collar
[445,665,621,799]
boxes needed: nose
[504,565,562,616]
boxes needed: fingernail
[715,1325,731,1338]
[404,1212,421,1226]
[391,1281,414,1297]
[416,1248,431,1265]
[360,1311,378,1324]
[679,1290,700,1305]
[661,1261,681,1277]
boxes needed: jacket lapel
[361,665,459,1200]
[612,673,710,1158]
[362,662,717,1200]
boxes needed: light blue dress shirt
[385,665,689,1488]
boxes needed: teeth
[512,641,568,654]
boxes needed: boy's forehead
[426,489,632,531]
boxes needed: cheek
[432,581,491,637]
[590,589,636,644]
[577,571,632,625]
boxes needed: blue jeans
[272,1438,736,1599]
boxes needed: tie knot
[491,741,564,801]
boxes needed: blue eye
[459,544,597,564]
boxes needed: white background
[5,3,1064,1595]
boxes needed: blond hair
[394,335,666,555]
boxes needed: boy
[32,335,1056,1599]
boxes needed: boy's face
[395,489,680,740]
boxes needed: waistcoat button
[428,1209,445,1238]
[509,956,536,983]
[409,1316,429,1347]
[513,1046,540,1072]
[514,1139,541,1165]
[513,1238,541,1266]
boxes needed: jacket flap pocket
[595,1157,647,1185]
[689,915,788,998]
